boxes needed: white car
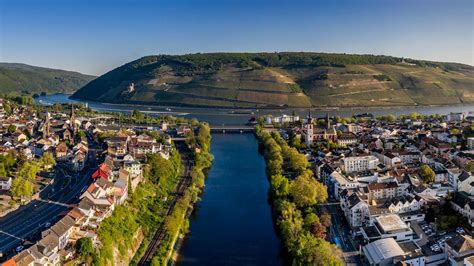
[16,246,24,252]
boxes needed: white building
[340,192,370,229]
[361,214,414,243]
[446,112,466,122]
[468,137,474,150]
[0,176,12,190]
[266,114,300,124]
[342,155,379,173]
[362,238,425,266]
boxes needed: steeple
[307,109,313,124]
[70,104,77,135]
[326,113,331,129]
[43,112,51,139]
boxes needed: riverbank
[255,125,343,265]
[135,123,213,265]
[53,93,474,111]
[36,94,474,126]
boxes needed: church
[304,112,338,145]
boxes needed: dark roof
[347,193,362,209]
[451,192,473,208]
[445,234,474,253]
[459,171,471,182]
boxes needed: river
[34,94,473,264]
[177,134,284,265]
[35,94,474,126]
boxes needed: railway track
[138,162,193,265]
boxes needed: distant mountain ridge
[71,52,474,108]
[0,63,95,95]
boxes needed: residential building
[342,155,379,173]
[444,234,474,266]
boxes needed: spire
[70,104,77,135]
[43,112,51,139]
[326,113,331,129]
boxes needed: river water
[177,134,284,265]
[34,94,473,265]
[35,94,474,126]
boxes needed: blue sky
[0,0,472,75]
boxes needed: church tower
[326,113,331,129]
[43,112,51,139]
[305,110,314,145]
[70,104,78,136]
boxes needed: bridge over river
[209,125,255,133]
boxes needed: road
[321,203,363,266]
[0,139,101,259]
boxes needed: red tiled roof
[67,209,84,220]
[99,163,110,173]
[3,259,16,266]
[86,183,96,193]
[92,168,108,180]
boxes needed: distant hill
[0,63,95,95]
[72,52,474,108]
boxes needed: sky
[0,0,473,76]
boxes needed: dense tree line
[255,125,342,265]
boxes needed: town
[0,96,212,265]
[260,111,474,265]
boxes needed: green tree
[283,147,308,174]
[40,152,56,168]
[295,234,343,266]
[409,112,419,120]
[196,123,211,152]
[303,213,320,229]
[420,164,435,183]
[289,172,328,208]
[463,125,474,138]
[18,161,40,181]
[0,164,7,177]
[386,114,396,122]
[75,237,94,259]
[11,178,33,197]
[270,174,290,197]
[131,109,144,120]
[450,128,460,135]
[7,124,16,134]
[466,162,474,172]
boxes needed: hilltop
[0,63,95,95]
[71,53,474,108]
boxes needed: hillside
[71,53,474,108]
[0,63,95,95]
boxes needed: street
[320,202,363,266]
[0,143,100,258]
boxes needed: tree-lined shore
[255,125,343,265]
